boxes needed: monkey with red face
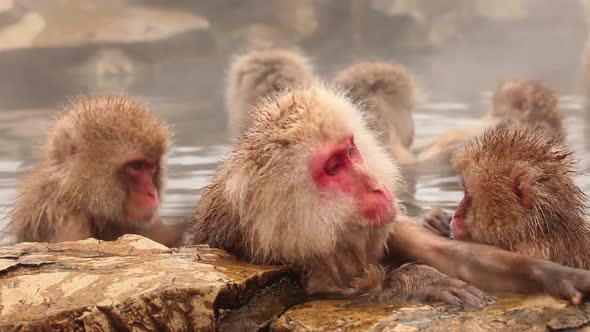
[424,123,590,270]
[7,96,185,247]
[192,83,590,306]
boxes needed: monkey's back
[8,165,70,242]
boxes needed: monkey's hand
[528,259,590,305]
[423,207,452,238]
[370,263,491,308]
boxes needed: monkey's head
[333,61,421,149]
[225,83,400,263]
[491,80,563,138]
[226,49,313,114]
[45,96,171,225]
[451,123,585,249]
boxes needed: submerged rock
[0,234,306,331]
[273,297,590,331]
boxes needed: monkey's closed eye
[325,159,341,176]
[348,146,354,157]
[128,160,145,171]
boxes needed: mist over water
[0,0,588,241]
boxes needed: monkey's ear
[511,169,531,209]
[61,131,77,158]
[50,129,78,164]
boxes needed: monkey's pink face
[310,135,396,226]
[451,193,472,241]
[122,156,160,223]
[451,180,472,241]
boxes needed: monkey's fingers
[431,216,451,237]
[422,223,441,236]
[534,263,590,304]
[545,280,582,305]
[425,278,488,308]
[448,287,487,308]
[565,283,583,305]
[400,264,489,308]
[465,285,496,304]
[423,208,452,237]
[432,290,463,306]
[426,286,487,308]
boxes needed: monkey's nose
[368,181,387,193]
[371,186,383,193]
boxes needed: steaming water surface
[0,3,588,243]
[0,91,588,243]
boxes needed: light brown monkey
[225,48,314,137]
[333,61,421,165]
[6,96,185,247]
[192,83,590,306]
[424,123,590,270]
[414,80,563,163]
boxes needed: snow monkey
[7,96,186,246]
[225,48,314,137]
[193,83,590,306]
[333,61,421,165]
[414,80,563,164]
[425,123,590,270]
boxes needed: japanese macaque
[6,96,186,247]
[225,48,314,137]
[424,123,590,270]
[413,80,563,164]
[333,61,421,165]
[192,83,590,306]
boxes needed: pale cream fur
[193,82,400,293]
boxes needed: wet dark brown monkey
[6,96,185,246]
[414,80,563,163]
[424,123,590,270]
[225,48,314,137]
[192,83,590,306]
[333,61,422,165]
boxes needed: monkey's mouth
[450,215,468,239]
[366,206,397,227]
[127,207,157,224]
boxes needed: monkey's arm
[389,143,417,166]
[412,122,489,161]
[389,216,590,304]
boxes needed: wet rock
[0,234,306,331]
[2,235,590,331]
[273,296,590,331]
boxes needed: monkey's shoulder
[190,179,246,257]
